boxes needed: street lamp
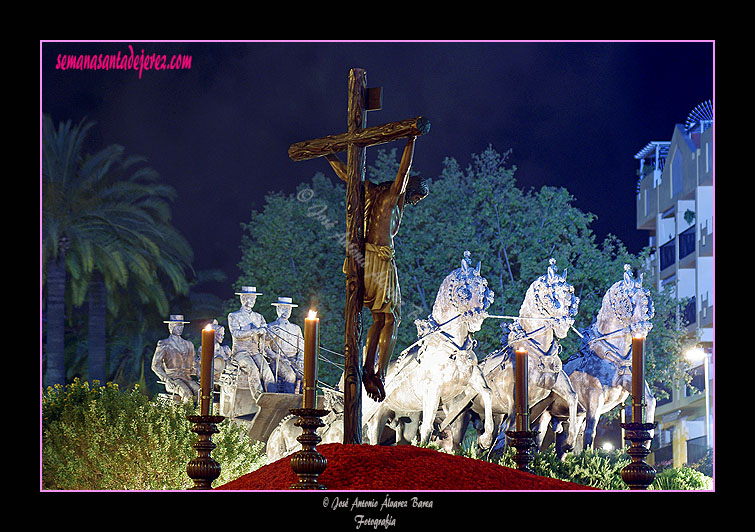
[685,347,710,448]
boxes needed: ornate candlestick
[620,333,656,489]
[505,347,538,474]
[620,421,656,490]
[289,407,329,490]
[505,429,540,474]
[186,414,225,489]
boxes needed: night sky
[41,41,714,301]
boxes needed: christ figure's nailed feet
[363,369,386,402]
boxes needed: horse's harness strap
[490,323,562,375]
[572,326,633,376]
[411,314,473,364]
[589,326,632,365]
[588,327,626,348]
[438,331,474,358]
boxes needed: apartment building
[633,100,713,469]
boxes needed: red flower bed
[216,443,598,491]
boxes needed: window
[679,226,696,259]
[660,239,676,270]
[683,296,696,325]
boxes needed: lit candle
[631,335,645,423]
[200,324,215,416]
[303,310,319,409]
[515,347,529,431]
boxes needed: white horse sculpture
[474,258,581,454]
[546,264,656,455]
[362,251,496,449]
[265,387,345,462]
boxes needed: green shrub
[651,466,713,490]
[493,444,713,490]
[495,445,630,490]
[42,379,266,490]
[421,435,629,490]
[445,429,714,491]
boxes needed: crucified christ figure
[326,137,428,401]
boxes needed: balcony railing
[652,445,673,467]
[679,226,696,260]
[660,239,676,271]
[687,435,708,464]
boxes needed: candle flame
[307,309,318,320]
[204,324,213,332]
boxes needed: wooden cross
[288,68,430,444]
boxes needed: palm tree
[42,115,194,386]
[74,152,195,384]
[42,116,97,386]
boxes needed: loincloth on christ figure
[343,242,401,318]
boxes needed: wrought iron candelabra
[289,407,329,490]
[186,414,225,489]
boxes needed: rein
[479,317,557,364]
[399,313,464,355]
[392,312,466,369]
[584,326,631,360]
